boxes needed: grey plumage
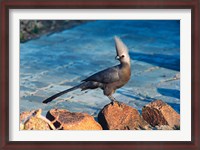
[43,36,131,104]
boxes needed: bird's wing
[82,66,120,84]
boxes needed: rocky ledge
[20,20,90,43]
[142,100,180,129]
[20,99,180,130]
[98,101,151,130]
[46,109,102,130]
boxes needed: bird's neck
[119,61,131,81]
[120,56,131,67]
[120,61,131,69]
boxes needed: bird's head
[114,36,130,65]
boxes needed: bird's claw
[111,100,115,105]
[111,100,123,107]
[116,101,123,107]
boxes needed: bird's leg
[108,95,123,107]
[108,95,117,105]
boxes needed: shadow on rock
[130,52,180,71]
[157,88,180,99]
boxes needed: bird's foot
[111,100,115,105]
[108,95,122,107]
[115,101,123,107]
[111,100,123,107]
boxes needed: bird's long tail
[42,83,84,104]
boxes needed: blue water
[20,20,180,116]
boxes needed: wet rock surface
[20,20,180,122]
[46,109,102,130]
[142,100,180,129]
[98,101,151,130]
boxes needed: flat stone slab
[20,20,180,118]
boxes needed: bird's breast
[119,64,131,81]
[112,65,131,89]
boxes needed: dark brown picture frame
[0,0,199,149]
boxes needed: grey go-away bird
[43,36,131,104]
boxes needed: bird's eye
[121,55,125,58]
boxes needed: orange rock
[20,109,51,130]
[142,100,180,129]
[46,109,102,130]
[20,111,33,121]
[155,125,173,130]
[98,101,151,130]
[23,116,51,130]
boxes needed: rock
[46,109,102,130]
[20,20,91,42]
[20,111,33,121]
[20,111,34,130]
[154,125,173,130]
[20,109,53,130]
[142,100,180,129]
[98,101,151,130]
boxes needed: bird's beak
[115,55,120,60]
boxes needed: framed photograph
[1,0,199,149]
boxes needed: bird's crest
[114,36,130,63]
[114,36,129,57]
